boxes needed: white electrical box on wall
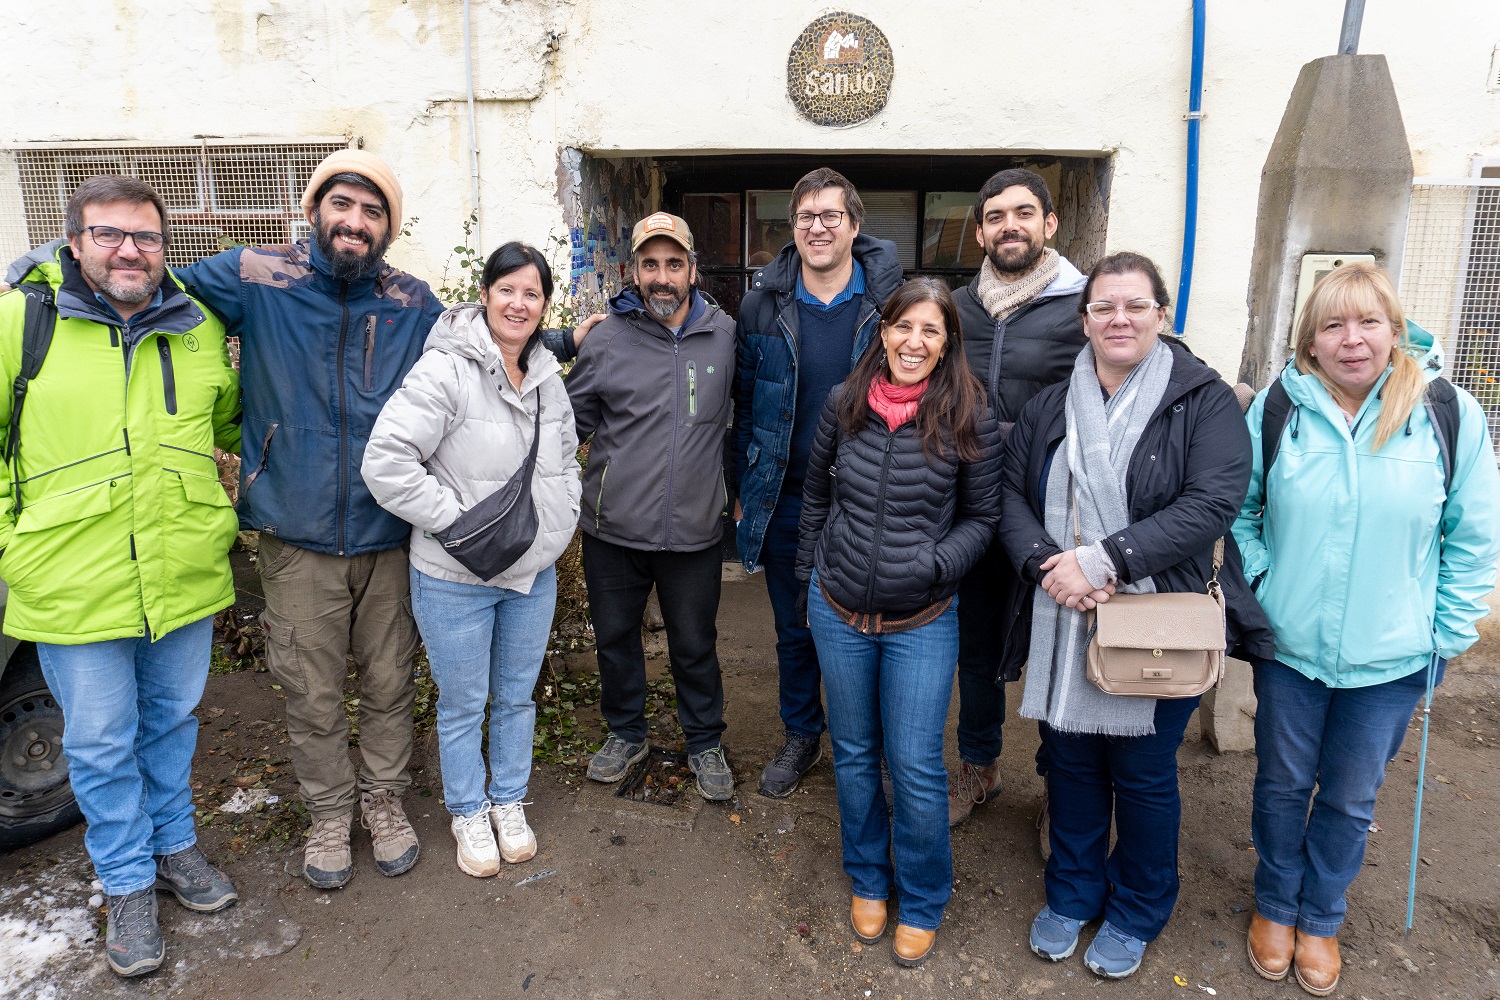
[1289,253,1376,347]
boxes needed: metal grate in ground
[614,747,693,807]
[1402,178,1500,452]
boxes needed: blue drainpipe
[1175,0,1206,335]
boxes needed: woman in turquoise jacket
[1233,263,1500,997]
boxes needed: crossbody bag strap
[520,387,543,473]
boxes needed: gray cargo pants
[257,535,419,820]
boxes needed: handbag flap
[1093,593,1225,652]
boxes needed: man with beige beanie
[179,149,444,889]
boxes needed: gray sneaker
[587,736,648,783]
[360,790,420,877]
[689,745,734,801]
[104,888,164,977]
[155,845,238,912]
[304,813,354,889]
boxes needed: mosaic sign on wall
[786,12,894,128]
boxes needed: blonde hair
[1292,262,1423,453]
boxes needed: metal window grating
[0,139,351,274]
[1401,178,1500,454]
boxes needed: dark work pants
[762,492,825,739]
[955,540,1011,766]
[1041,695,1201,942]
[581,533,726,754]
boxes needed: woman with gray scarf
[998,252,1273,979]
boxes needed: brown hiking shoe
[361,790,420,876]
[947,759,1001,827]
[304,813,353,889]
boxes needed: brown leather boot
[892,924,937,967]
[1293,930,1341,996]
[850,896,887,943]
[1247,913,1294,981]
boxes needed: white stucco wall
[5,0,1499,376]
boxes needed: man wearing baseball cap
[177,150,443,888]
[565,212,738,800]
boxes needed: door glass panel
[699,272,744,316]
[748,191,793,268]
[923,192,983,269]
[680,193,740,268]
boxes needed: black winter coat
[796,384,1003,616]
[954,276,1087,428]
[996,340,1275,679]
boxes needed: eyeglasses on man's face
[86,226,166,253]
[1084,298,1159,322]
[792,210,846,230]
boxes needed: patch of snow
[0,890,96,998]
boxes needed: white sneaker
[451,808,501,877]
[490,801,537,864]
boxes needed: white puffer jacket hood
[362,303,582,591]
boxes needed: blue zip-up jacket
[1233,330,1500,687]
[733,234,903,571]
[177,240,445,556]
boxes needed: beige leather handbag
[1075,505,1227,698]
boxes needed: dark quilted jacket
[795,384,1003,616]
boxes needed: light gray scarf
[1019,338,1175,736]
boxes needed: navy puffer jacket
[795,383,1003,615]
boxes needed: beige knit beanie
[300,149,403,229]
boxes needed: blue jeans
[764,493,824,739]
[410,566,556,815]
[37,616,213,896]
[809,571,957,931]
[1251,658,1438,937]
[1040,695,1201,941]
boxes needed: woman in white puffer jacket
[362,242,581,877]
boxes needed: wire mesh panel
[0,139,350,274]
[1402,179,1500,451]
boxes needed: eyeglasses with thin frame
[792,210,846,230]
[1084,298,1159,322]
[85,226,166,253]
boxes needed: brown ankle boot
[1293,930,1341,996]
[850,896,887,943]
[1247,913,1294,980]
[892,924,937,967]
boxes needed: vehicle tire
[0,646,83,851]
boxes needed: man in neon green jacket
[0,176,242,978]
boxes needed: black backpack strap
[1260,378,1293,481]
[7,281,58,512]
[1422,377,1461,495]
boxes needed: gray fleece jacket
[565,287,736,552]
[361,303,581,592]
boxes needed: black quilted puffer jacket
[795,384,1003,616]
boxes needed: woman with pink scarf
[795,278,1002,967]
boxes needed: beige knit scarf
[975,248,1061,321]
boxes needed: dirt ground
[4,572,1500,1000]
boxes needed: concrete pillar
[1237,54,1413,389]
[1200,657,1256,753]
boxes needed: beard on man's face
[985,231,1046,276]
[642,282,689,321]
[313,210,391,283]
